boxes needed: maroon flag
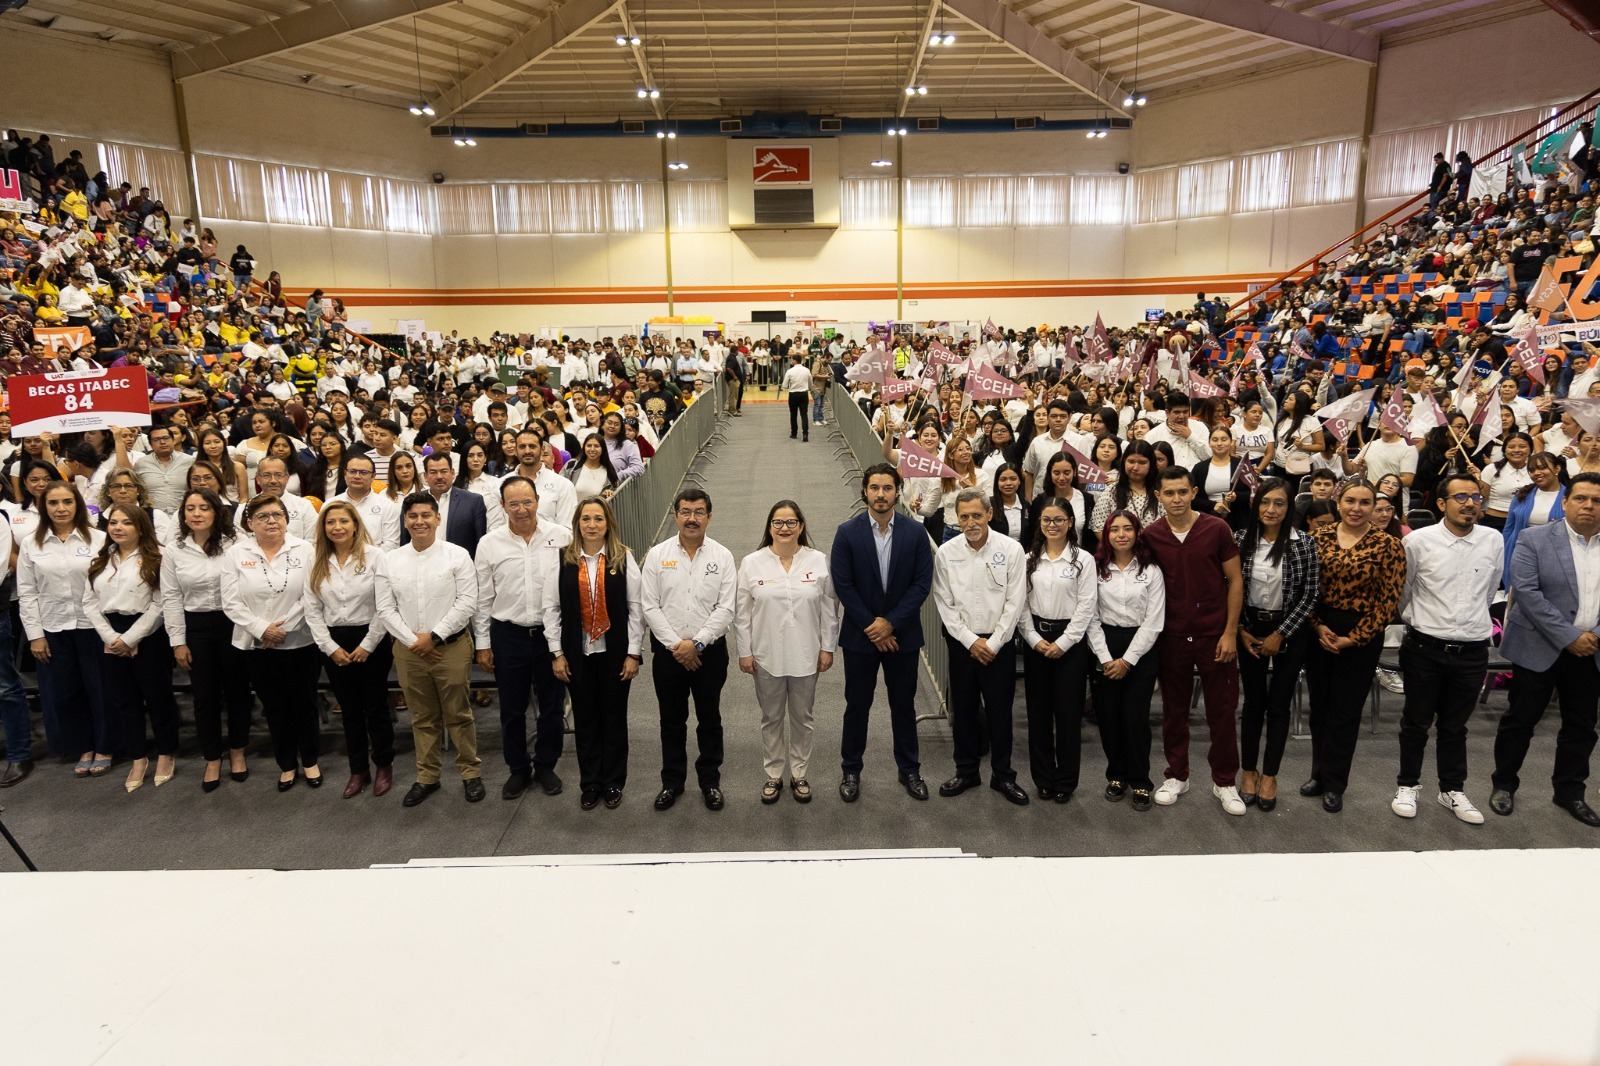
[1232,458,1261,493]
[1141,356,1160,392]
[1061,333,1081,368]
[1317,386,1376,445]
[1410,389,1447,437]
[898,437,957,479]
[880,376,917,402]
[925,340,962,366]
[1470,388,1502,444]
[846,344,892,384]
[964,360,1027,400]
[1509,325,1545,384]
[1379,391,1410,438]
[982,317,1001,338]
[1250,343,1269,365]
[1187,370,1225,398]
[1084,314,1113,364]
[1060,441,1108,488]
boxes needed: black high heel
[305,767,323,789]
[277,771,298,793]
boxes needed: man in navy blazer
[831,463,935,802]
[404,453,488,559]
[1492,471,1600,826]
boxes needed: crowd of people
[0,124,1596,831]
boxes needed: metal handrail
[608,379,725,559]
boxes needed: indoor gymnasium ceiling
[2,0,1553,124]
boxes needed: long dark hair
[570,434,620,489]
[1492,431,1535,476]
[757,499,811,550]
[989,461,1024,511]
[306,433,347,499]
[88,503,161,588]
[1513,451,1568,503]
[1238,477,1297,567]
[1094,508,1154,579]
[176,487,234,556]
[1027,496,1080,580]
[1112,439,1159,513]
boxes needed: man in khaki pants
[375,491,483,806]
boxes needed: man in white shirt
[504,427,576,530]
[236,458,317,541]
[375,493,482,806]
[1393,473,1502,824]
[781,354,812,442]
[930,489,1030,804]
[326,454,399,548]
[641,488,737,811]
[1144,393,1213,470]
[1351,422,1418,503]
[1022,399,1095,499]
[560,349,588,388]
[473,476,572,800]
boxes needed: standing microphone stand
[0,807,38,871]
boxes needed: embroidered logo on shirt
[704,563,720,574]
[660,559,677,569]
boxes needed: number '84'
[63,394,95,412]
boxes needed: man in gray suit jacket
[1492,471,1600,826]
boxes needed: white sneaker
[1438,790,1485,824]
[1153,778,1189,806]
[1377,669,1405,693]
[1213,783,1247,816]
[1391,785,1419,818]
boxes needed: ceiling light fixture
[407,18,434,119]
[871,158,893,167]
[906,85,927,96]
[668,161,688,170]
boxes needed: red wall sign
[752,146,812,186]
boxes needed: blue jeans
[0,610,31,762]
[811,391,826,421]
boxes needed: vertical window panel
[840,178,897,228]
[494,183,552,234]
[435,183,496,235]
[1069,175,1126,225]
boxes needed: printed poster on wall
[752,145,812,186]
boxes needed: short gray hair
[954,487,990,511]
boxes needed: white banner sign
[1540,322,1600,346]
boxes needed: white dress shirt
[1569,524,1600,633]
[463,475,507,530]
[327,490,401,549]
[504,467,577,532]
[931,530,1028,648]
[472,522,572,643]
[234,493,318,542]
[1088,560,1167,665]
[374,537,478,647]
[1144,421,1213,469]
[733,546,841,677]
[304,546,388,656]
[1019,546,1098,652]
[541,550,645,657]
[1247,537,1287,611]
[1023,430,1095,488]
[1400,523,1503,642]
[640,536,738,647]
[18,527,107,638]
[219,536,314,650]
[83,552,163,647]
[159,534,236,645]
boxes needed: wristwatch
[429,631,443,646]
[693,640,705,653]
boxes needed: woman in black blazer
[545,496,643,811]
[988,462,1029,541]
[1191,424,1248,533]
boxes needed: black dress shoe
[898,772,928,801]
[703,787,725,811]
[1489,789,1514,816]
[939,775,981,798]
[464,778,486,803]
[1256,795,1277,812]
[403,781,441,807]
[991,779,1030,805]
[839,774,861,803]
[603,788,623,809]
[1555,797,1600,827]
[580,788,601,810]
[1053,789,1071,804]
[1299,778,1324,797]
[502,771,531,800]
[533,768,563,796]
[1104,780,1126,802]
[1037,787,1058,802]
[1321,791,1343,813]
[0,759,34,788]
[654,787,682,811]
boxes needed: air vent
[753,188,814,225]
[623,120,647,134]
[916,117,939,131]
[520,122,548,136]
[720,118,743,133]
[1013,117,1038,130]
[818,118,842,133]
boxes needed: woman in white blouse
[565,435,620,501]
[1019,498,1098,803]
[163,488,254,791]
[221,493,322,792]
[1087,510,1166,812]
[734,500,841,805]
[454,442,507,530]
[84,505,179,792]
[19,480,111,776]
[1473,430,1535,531]
[306,501,393,799]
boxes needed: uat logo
[752,146,811,186]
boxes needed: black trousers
[246,645,321,772]
[1238,627,1312,776]
[103,613,181,758]
[321,625,395,775]
[490,619,566,776]
[652,636,727,791]
[571,651,631,791]
[788,393,809,438]
[1091,625,1156,791]
[946,632,1017,782]
[1397,635,1486,792]
[1022,639,1088,794]
[1305,634,1384,794]
[840,645,921,776]
[184,611,253,760]
[1493,653,1600,802]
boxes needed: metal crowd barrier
[829,391,950,719]
[609,380,726,559]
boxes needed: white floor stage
[10,848,1598,1065]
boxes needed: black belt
[1032,616,1070,640]
[1406,630,1488,655]
[1244,606,1286,624]
[436,629,467,646]
[491,619,544,638]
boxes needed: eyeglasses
[1447,492,1485,504]
[253,512,286,523]
[770,519,800,530]
[676,508,708,519]
[1038,516,1069,526]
